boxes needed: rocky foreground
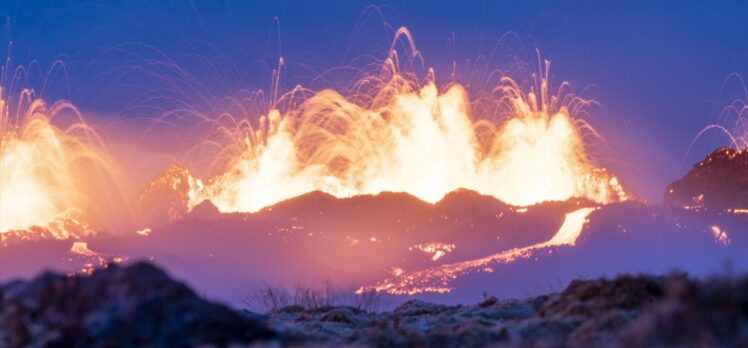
[1,263,747,347]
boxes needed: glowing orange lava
[410,242,456,261]
[68,241,127,276]
[0,86,123,236]
[186,29,626,213]
[359,207,597,295]
[710,225,731,246]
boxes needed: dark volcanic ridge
[2,262,747,347]
[133,161,592,231]
[5,146,746,247]
[2,147,747,310]
[665,147,748,211]
[3,148,747,308]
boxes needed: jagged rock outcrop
[133,164,196,229]
[665,147,748,211]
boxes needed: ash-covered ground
[2,262,747,347]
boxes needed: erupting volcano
[186,40,627,214]
[0,85,123,242]
[1,2,747,346]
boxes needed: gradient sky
[1,0,747,202]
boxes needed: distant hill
[665,147,748,211]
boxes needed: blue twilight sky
[1,0,747,202]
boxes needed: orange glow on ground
[68,241,127,276]
[410,242,456,261]
[359,207,597,295]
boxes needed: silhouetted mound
[0,262,274,347]
[665,147,748,210]
[187,199,221,220]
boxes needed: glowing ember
[70,241,100,257]
[359,207,597,295]
[136,227,152,236]
[391,267,405,277]
[0,86,122,235]
[186,31,626,213]
[410,242,456,261]
[700,92,747,150]
[68,241,127,276]
[710,225,731,246]
[346,236,360,246]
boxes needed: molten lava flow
[546,207,597,246]
[359,207,597,295]
[0,86,122,237]
[68,241,127,276]
[70,241,101,257]
[710,225,731,246]
[410,242,455,261]
[187,36,626,213]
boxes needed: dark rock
[133,164,194,230]
[539,274,664,318]
[477,300,536,321]
[272,304,306,314]
[187,199,222,220]
[250,272,748,346]
[618,275,748,347]
[478,295,499,308]
[394,299,450,316]
[320,307,363,324]
[0,262,274,347]
[664,147,748,210]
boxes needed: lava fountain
[691,76,748,151]
[0,86,125,238]
[188,29,627,213]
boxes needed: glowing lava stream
[358,207,597,295]
[186,39,627,213]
